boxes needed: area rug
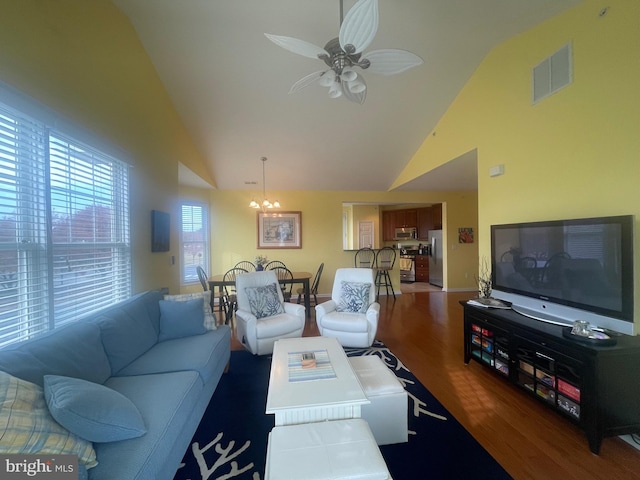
[173,341,512,480]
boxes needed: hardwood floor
[229,291,640,479]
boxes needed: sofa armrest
[315,300,337,322]
[283,302,305,318]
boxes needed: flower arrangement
[475,256,492,299]
[254,255,268,267]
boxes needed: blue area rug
[174,341,512,480]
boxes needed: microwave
[394,227,417,240]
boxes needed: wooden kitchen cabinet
[382,211,396,241]
[432,204,442,229]
[417,208,432,240]
[395,209,417,228]
[415,255,429,282]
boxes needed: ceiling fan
[265,0,423,104]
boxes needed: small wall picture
[458,227,474,244]
[257,211,302,249]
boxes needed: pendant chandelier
[249,157,280,213]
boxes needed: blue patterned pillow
[336,281,372,313]
[245,283,285,319]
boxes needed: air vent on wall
[532,43,572,104]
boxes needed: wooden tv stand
[461,301,640,454]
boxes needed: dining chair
[354,248,376,268]
[375,247,396,300]
[221,267,248,323]
[196,266,209,292]
[270,266,294,302]
[297,262,324,307]
[234,260,257,272]
[265,260,287,271]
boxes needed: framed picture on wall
[257,211,302,249]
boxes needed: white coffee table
[266,336,369,426]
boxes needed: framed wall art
[257,211,302,249]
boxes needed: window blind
[181,203,208,283]
[0,103,130,347]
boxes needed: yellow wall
[395,0,640,327]
[0,0,214,294]
[189,189,478,296]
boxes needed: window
[0,100,130,348]
[180,203,209,284]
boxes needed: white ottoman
[265,418,392,480]
[349,355,408,445]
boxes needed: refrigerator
[428,230,443,287]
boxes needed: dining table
[208,271,313,319]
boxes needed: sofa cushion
[0,371,97,468]
[89,371,203,480]
[116,327,231,385]
[159,298,207,342]
[44,375,146,443]
[245,283,285,319]
[93,301,159,375]
[0,322,111,387]
[336,281,372,314]
[163,291,217,330]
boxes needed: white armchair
[235,271,305,355]
[315,268,380,348]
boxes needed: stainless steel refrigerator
[428,230,443,287]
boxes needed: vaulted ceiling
[112,0,582,192]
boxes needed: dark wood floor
[229,291,640,479]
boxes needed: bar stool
[354,247,376,268]
[375,247,396,300]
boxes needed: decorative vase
[257,264,263,271]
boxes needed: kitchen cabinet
[431,204,442,230]
[396,209,417,228]
[415,255,429,282]
[417,208,432,240]
[382,211,396,241]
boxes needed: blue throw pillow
[43,375,146,443]
[245,283,285,319]
[336,281,372,313]
[158,298,207,342]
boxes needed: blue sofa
[0,289,231,480]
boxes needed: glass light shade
[348,80,366,93]
[249,200,259,208]
[318,70,336,87]
[329,82,343,98]
[342,69,357,82]
[273,201,281,208]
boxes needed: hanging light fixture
[265,0,423,104]
[249,157,280,213]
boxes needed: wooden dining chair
[270,266,294,302]
[221,267,248,323]
[265,260,287,271]
[234,261,257,272]
[297,262,324,306]
[196,266,209,292]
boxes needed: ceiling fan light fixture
[265,0,422,104]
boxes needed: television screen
[151,210,170,252]
[491,215,634,335]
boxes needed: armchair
[235,271,305,355]
[315,268,380,348]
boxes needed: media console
[461,301,640,453]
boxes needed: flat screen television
[491,215,635,335]
[151,210,170,252]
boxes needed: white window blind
[0,102,130,348]
[181,203,208,283]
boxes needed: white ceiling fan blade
[339,0,378,54]
[289,71,326,94]
[361,49,424,75]
[342,74,367,105]
[265,33,327,59]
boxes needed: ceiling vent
[532,43,572,104]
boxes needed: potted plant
[475,257,492,299]
[255,254,268,271]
